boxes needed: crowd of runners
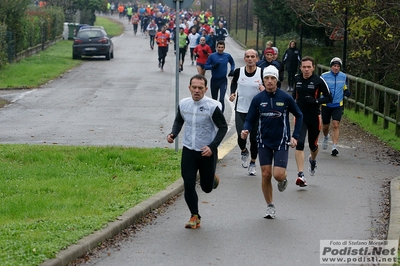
[104,2,350,226]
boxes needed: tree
[284,0,400,87]
[45,0,107,24]
[45,0,106,13]
[253,0,299,36]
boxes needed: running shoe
[191,61,194,65]
[278,179,288,192]
[248,162,256,176]
[241,149,249,168]
[295,172,307,187]
[322,135,329,150]
[185,215,201,229]
[286,86,291,92]
[331,147,339,156]
[308,155,317,176]
[213,175,219,189]
[264,204,276,219]
[158,62,161,68]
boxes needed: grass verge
[0,41,82,89]
[344,109,400,151]
[0,16,158,266]
[0,144,181,266]
[0,16,124,90]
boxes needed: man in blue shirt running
[204,40,235,113]
[241,66,303,219]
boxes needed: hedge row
[0,7,64,68]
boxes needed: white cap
[263,65,279,80]
[272,47,279,55]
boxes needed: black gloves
[202,50,208,55]
[228,70,234,77]
[344,89,351,97]
[305,96,317,104]
[194,54,199,59]
[212,62,220,69]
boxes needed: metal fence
[317,65,400,137]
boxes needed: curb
[40,134,238,266]
[387,176,400,245]
[40,179,184,266]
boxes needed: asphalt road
[1,16,399,266]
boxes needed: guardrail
[317,64,400,137]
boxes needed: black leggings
[149,35,155,47]
[190,47,195,61]
[210,77,227,113]
[179,47,186,64]
[181,147,217,216]
[296,114,321,152]
[235,111,258,160]
[158,46,168,68]
[287,69,296,88]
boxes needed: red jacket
[194,44,212,64]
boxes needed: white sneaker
[241,149,249,168]
[331,146,339,156]
[322,135,329,150]
[308,155,317,176]
[264,204,276,219]
[248,162,256,176]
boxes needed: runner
[193,37,212,76]
[155,26,170,72]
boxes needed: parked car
[72,28,114,60]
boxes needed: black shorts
[321,106,343,124]
[258,147,289,168]
[196,62,205,69]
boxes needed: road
[1,16,399,266]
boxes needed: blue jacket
[204,52,235,79]
[244,89,303,150]
[321,70,348,108]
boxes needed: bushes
[0,6,64,68]
[0,24,7,67]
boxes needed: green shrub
[0,23,8,68]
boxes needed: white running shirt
[236,66,262,113]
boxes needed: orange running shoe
[185,215,201,229]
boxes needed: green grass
[0,17,155,266]
[0,144,181,266]
[94,16,124,37]
[344,109,400,151]
[0,16,124,90]
[0,41,82,89]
